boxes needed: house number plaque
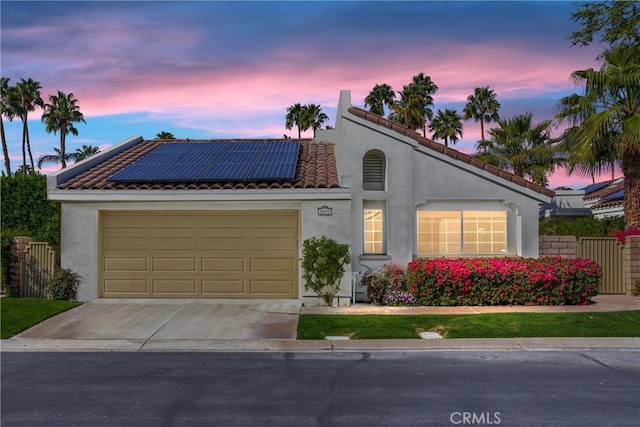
[317,206,333,216]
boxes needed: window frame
[363,200,387,255]
[416,209,508,256]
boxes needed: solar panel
[582,181,612,194]
[601,189,624,201]
[108,140,300,183]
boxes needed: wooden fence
[19,242,58,298]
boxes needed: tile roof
[57,139,340,190]
[347,107,555,198]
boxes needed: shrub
[301,236,351,306]
[539,216,624,238]
[406,257,601,306]
[612,228,640,244]
[361,263,406,305]
[46,268,81,301]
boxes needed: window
[417,210,507,255]
[363,150,385,191]
[364,201,385,254]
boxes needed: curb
[2,337,639,353]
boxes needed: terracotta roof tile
[347,107,555,198]
[57,139,340,190]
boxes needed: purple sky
[1,1,615,188]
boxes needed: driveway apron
[16,299,302,341]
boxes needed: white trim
[48,188,352,202]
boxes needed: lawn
[297,311,640,339]
[0,298,81,339]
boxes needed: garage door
[99,211,298,298]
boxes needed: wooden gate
[579,238,626,294]
[20,242,57,298]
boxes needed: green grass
[0,298,81,339]
[297,311,640,339]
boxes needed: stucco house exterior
[47,90,553,304]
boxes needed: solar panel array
[108,141,301,182]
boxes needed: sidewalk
[3,295,639,353]
[301,294,640,315]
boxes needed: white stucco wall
[59,196,351,302]
[319,91,550,301]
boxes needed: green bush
[301,236,351,306]
[539,216,624,238]
[1,173,60,291]
[46,268,81,301]
[406,257,601,306]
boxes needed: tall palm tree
[364,83,395,116]
[285,103,307,138]
[305,104,329,137]
[0,77,15,176]
[556,43,640,228]
[403,73,438,137]
[41,91,86,169]
[481,113,561,187]
[428,109,464,147]
[13,78,44,172]
[463,86,501,147]
[389,90,425,132]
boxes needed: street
[2,350,639,426]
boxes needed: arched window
[363,150,385,191]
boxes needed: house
[583,178,624,219]
[540,187,592,219]
[47,90,553,304]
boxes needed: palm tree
[72,144,100,162]
[428,109,464,147]
[37,144,100,169]
[364,83,395,116]
[481,113,561,187]
[389,90,424,131]
[41,91,86,169]
[0,77,15,175]
[305,104,329,137]
[13,78,44,172]
[285,103,306,138]
[403,73,438,137]
[555,43,640,228]
[559,125,619,183]
[37,147,76,169]
[156,131,175,139]
[463,86,501,147]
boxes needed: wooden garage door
[99,211,298,298]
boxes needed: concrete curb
[2,337,639,353]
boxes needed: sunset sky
[1,1,615,188]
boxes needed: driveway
[15,299,302,341]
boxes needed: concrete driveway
[16,299,302,341]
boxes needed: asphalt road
[2,350,639,426]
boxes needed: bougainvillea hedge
[405,257,601,306]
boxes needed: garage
[99,210,299,298]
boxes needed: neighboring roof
[57,139,340,190]
[347,107,555,198]
[592,189,625,210]
[583,179,624,201]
